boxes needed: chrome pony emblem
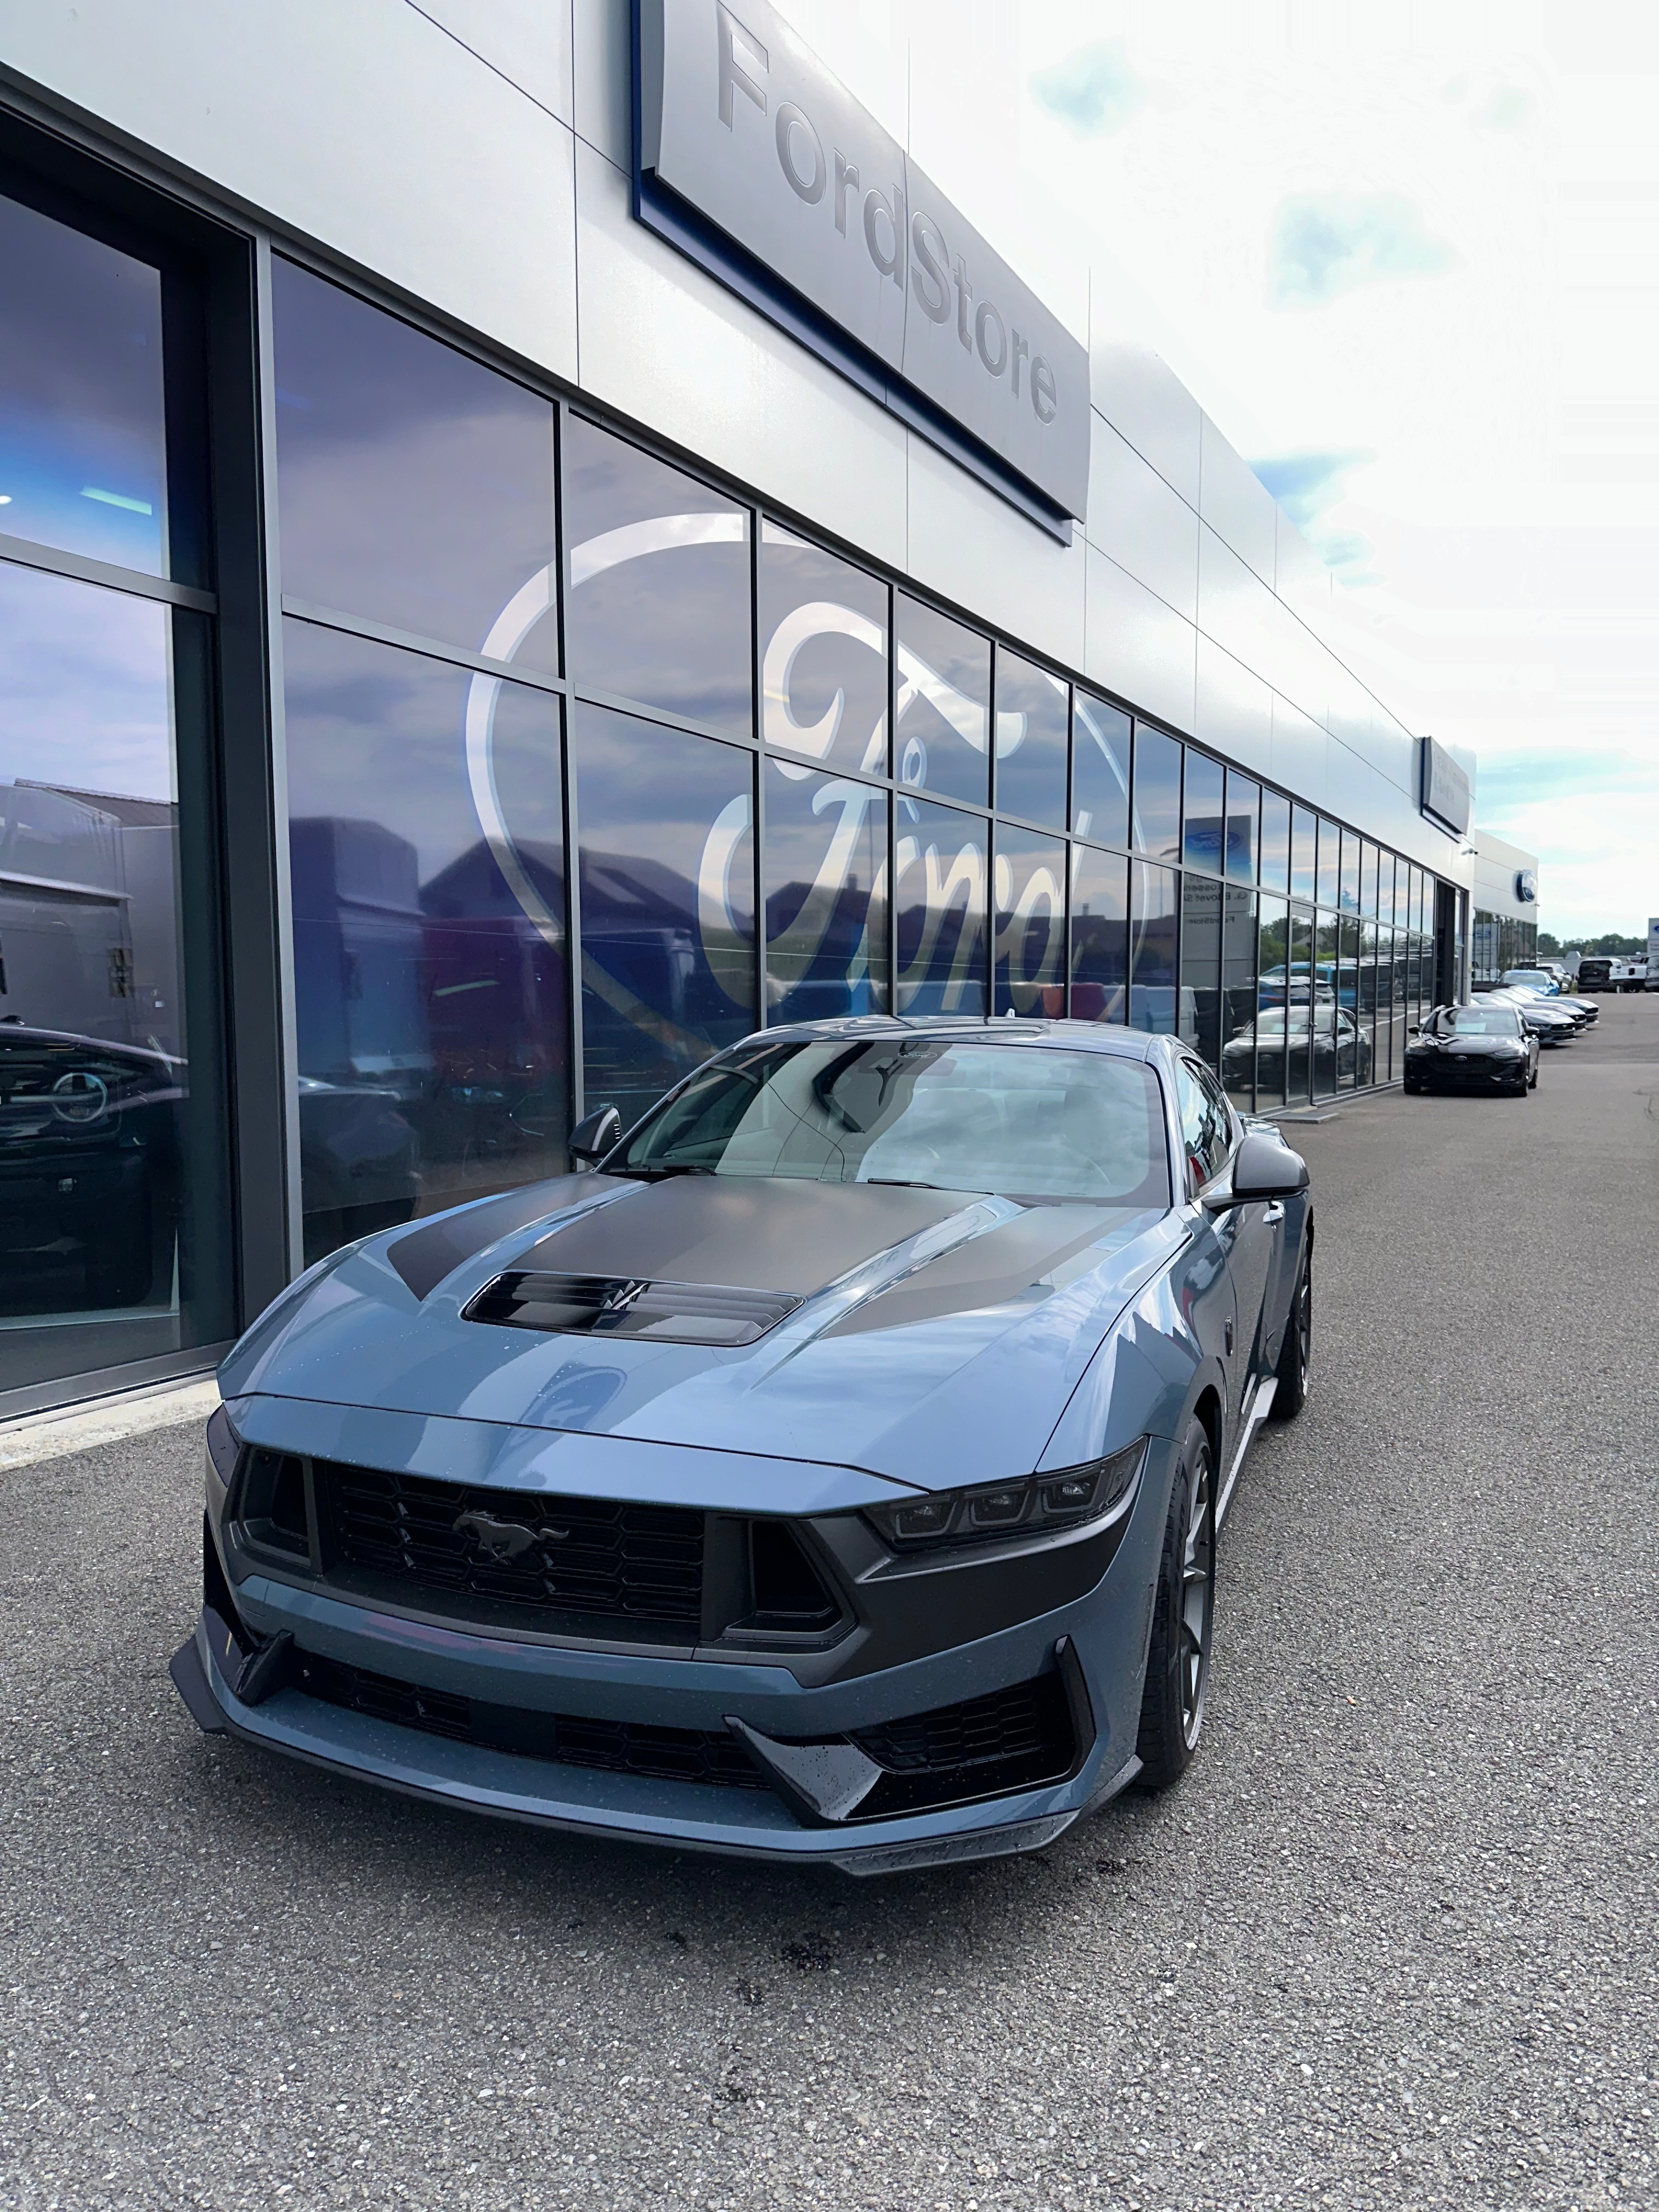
[452,1509,567,1563]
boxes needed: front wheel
[1268,1247,1311,1420]
[1136,1417,1215,1790]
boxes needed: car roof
[735,1014,1164,1064]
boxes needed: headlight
[865,1439,1148,1554]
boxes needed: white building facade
[0,0,1479,1412]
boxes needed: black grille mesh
[294,1652,769,1791]
[849,1673,1075,1817]
[315,1460,704,1635]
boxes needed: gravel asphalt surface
[3,998,1656,2210]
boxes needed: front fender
[1037,1257,1228,1476]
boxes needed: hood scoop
[464,1271,802,1348]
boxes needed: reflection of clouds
[763,599,887,771]
[0,564,172,800]
[994,844,1065,1010]
[896,806,986,1013]
[1029,40,1146,137]
[1269,193,1455,309]
[572,512,744,588]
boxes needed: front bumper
[174,1439,1171,1871]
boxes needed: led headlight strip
[865,1437,1148,1554]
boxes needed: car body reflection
[1223,1003,1372,1088]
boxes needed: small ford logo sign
[1515,869,1537,902]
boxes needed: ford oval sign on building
[1515,869,1537,904]
[633,0,1091,535]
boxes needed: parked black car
[1404,1003,1538,1097]
[0,1022,183,1312]
[1483,988,1578,1046]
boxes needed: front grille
[293,1651,769,1790]
[315,1460,704,1639]
[849,1673,1076,1818]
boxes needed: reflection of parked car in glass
[0,1022,182,1313]
[1222,1005,1371,1088]
[296,1076,420,1265]
[1404,1003,1537,1096]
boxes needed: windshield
[1434,1007,1522,1037]
[611,1037,1173,1208]
[1504,971,1554,990]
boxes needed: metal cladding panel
[636,0,1090,522]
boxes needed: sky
[1014,0,1659,939]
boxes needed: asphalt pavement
[3,997,1656,2210]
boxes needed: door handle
[1262,1200,1285,1225]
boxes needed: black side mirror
[1408,1024,1420,1038]
[568,1104,623,1169]
[1206,1127,1310,1209]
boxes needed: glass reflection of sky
[764,761,888,1022]
[994,825,1066,1015]
[566,417,751,738]
[574,702,754,1122]
[896,596,990,808]
[272,259,558,673]
[1072,692,1130,849]
[0,195,167,575]
[0,562,172,800]
[1132,725,1181,865]
[994,650,1068,830]
[1260,789,1292,895]
[760,523,887,775]
[1129,858,1180,1034]
[1225,774,1259,885]
[896,796,986,1014]
[1182,751,1224,874]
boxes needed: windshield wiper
[614,1163,714,1180]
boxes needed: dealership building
[1,1,1531,1414]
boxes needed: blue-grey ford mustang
[172,1018,1312,1875]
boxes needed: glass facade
[1471,910,1539,984]
[0,167,1462,1403]
[0,184,230,1399]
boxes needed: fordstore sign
[634,0,1091,533]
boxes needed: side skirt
[1217,1374,1278,1530]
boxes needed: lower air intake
[292,1652,771,1791]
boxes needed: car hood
[221,1174,1184,1491]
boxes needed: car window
[613,1037,1174,1208]
[1175,1058,1230,1194]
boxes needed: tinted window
[1073,691,1130,848]
[1129,858,1180,1034]
[284,620,569,1263]
[993,827,1066,1015]
[1182,752,1224,874]
[1069,843,1127,1023]
[1175,1059,1230,1193]
[1259,788,1290,895]
[272,259,557,672]
[1316,817,1339,910]
[895,797,986,1014]
[1378,851,1397,927]
[565,416,751,735]
[1221,885,1257,1110]
[1132,726,1181,863]
[616,1039,1172,1210]
[1435,1005,1521,1037]
[1255,898,1290,1107]
[1290,806,1317,904]
[1224,775,1259,885]
[1339,829,1359,913]
[0,562,223,1376]
[896,597,990,806]
[994,650,1068,827]
[763,761,888,1023]
[1361,842,1379,918]
[759,521,887,775]
[575,702,754,1130]
[0,194,168,578]
[1182,871,1222,1069]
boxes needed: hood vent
[464,1270,801,1348]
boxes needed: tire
[1528,1067,1538,1090]
[1268,1246,1311,1420]
[1136,1415,1215,1791]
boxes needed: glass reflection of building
[0,148,1463,1410]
